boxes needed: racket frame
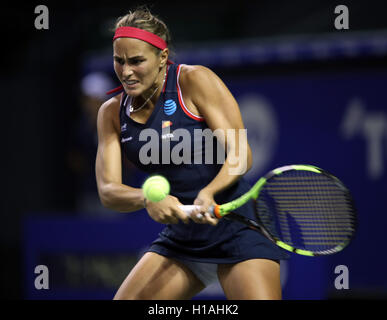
[211,164,357,256]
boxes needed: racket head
[254,165,357,256]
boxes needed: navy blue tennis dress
[119,63,288,265]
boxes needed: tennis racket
[179,164,357,256]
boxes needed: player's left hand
[192,189,219,226]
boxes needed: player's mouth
[123,79,139,87]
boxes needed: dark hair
[114,6,172,48]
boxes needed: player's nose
[122,64,134,79]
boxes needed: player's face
[113,38,162,97]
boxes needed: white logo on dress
[121,136,133,143]
[161,133,174,140]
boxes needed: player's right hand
[145,195,190,225]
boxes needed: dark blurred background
[2,0,387,299]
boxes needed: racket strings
[256,170,356,252]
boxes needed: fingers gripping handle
[178,205,216,219]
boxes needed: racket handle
[178,205,215,219]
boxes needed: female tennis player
[96,7,288,300]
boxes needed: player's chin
[122,83,142,96]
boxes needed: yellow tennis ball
[142,175,170,202]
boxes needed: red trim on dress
[176,65,204,122]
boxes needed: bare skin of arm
[95,96,143,212]
[95,64,251,226]
[95,96,189,224]
[178,65,253,222]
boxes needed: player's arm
[180,65,253,213]
[95,97,189,223]
[95,98,144,212]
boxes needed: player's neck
[133,67,167,111]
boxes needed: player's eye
[130,58,145,65]
[114,57,124,65]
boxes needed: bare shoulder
[97,93,122,132]
[179,64,218,86]
[179,64,225,105]
[99,94,121,117]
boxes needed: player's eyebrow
[113,55,145,61]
